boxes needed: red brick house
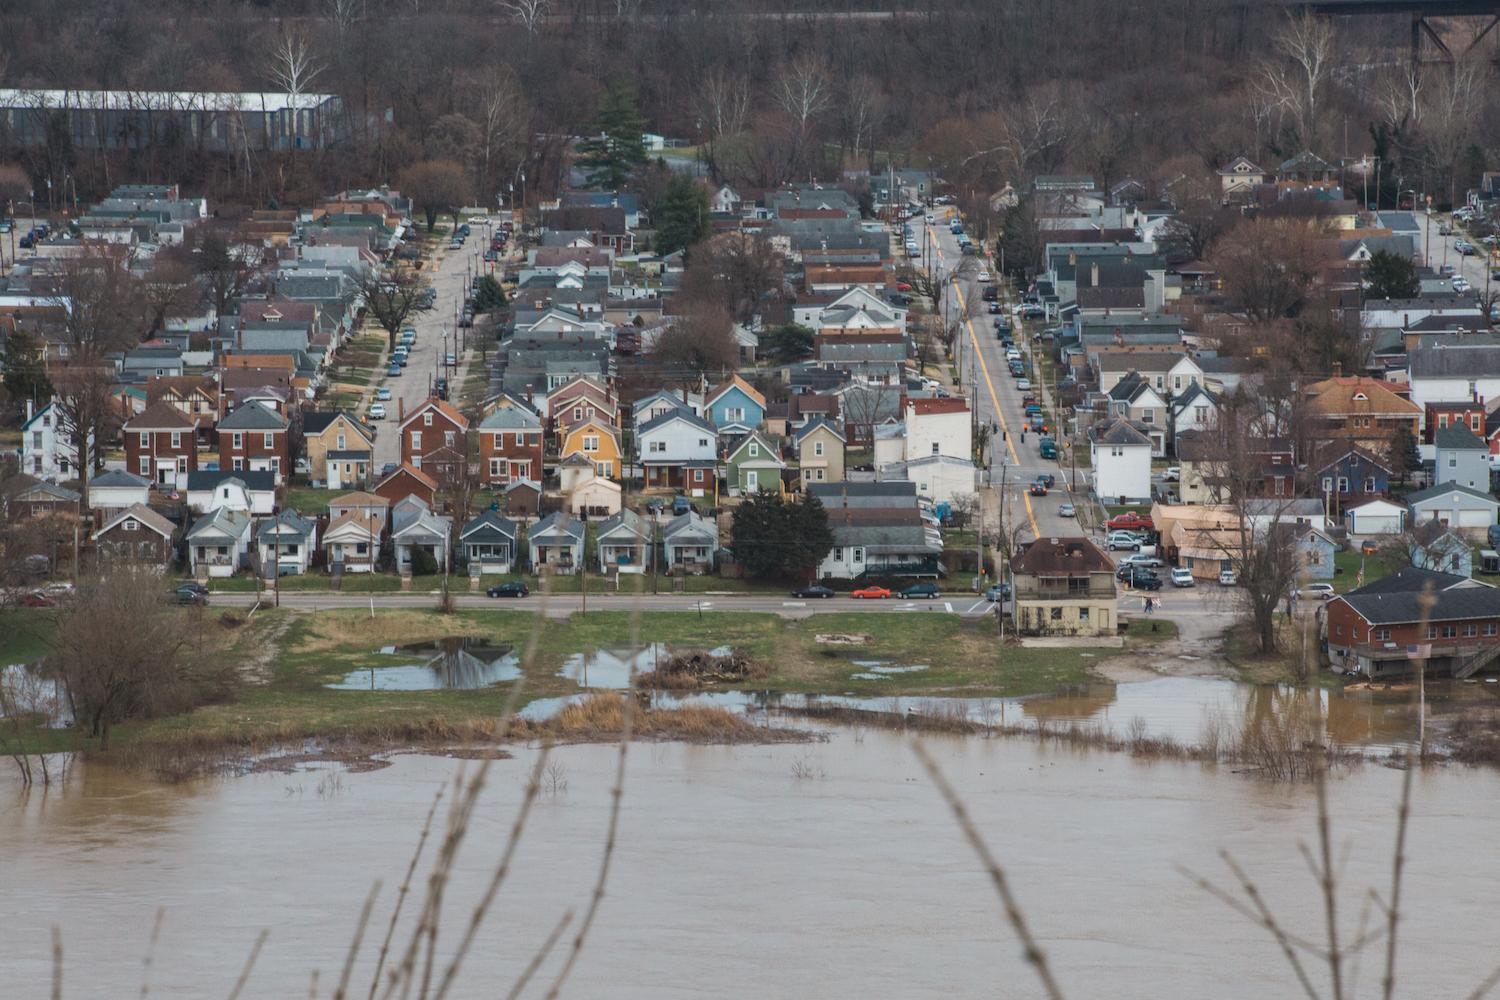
[374,463,438,509]
[1325,566,1500,678]
[124,401,198,487]
[1424,401,1486,445]
[478,403,544,486]
[217,400,291,484]
[399,398,469,472]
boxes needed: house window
[573,406,583,421]
[1273,476,1286,496]
[1322,477,1333,493]
[931,442,940,455]
[138,432,149,448]
[490,458,502,476]
[1173,376,1182,390]
[1140,410,1154,424]
[1464,624,1479,637]
[424,413,433,426]
[123,519,138,531]
[584,435,599,451]
[171,432,182,449]
[1427,626,1438,639]
[1194,405,1208,422]
[1335,625,1344,637]
[233,458,243,471]
[232,432,244,450]
[411,431,422,450]
[694,470,704,482]
[597,462,611,476]
[1364,477,1375,493]
[1050,607,1063,621]
[1443,625,1458,639]
[650,440,665,453]
[748,442,759,458]
[445,431,455,447]
[1473,414,1483,432]
[814,441,824,457]
[515,432,525,447]
[1337,477,1349,493]
[1374,628,1389,640]
[1486,623,1498,637]
[1439,414,1450,429]
[1110,447,1123,457]
[264,432,275,449]
[698,438,709,447]
[853,547,864,563]
[1078,606,1090,621]
[138,457,150,475]
[337,434,346,450]
[833,547,843,561]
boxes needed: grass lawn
[1332,548,1390,593]
[282,487,345,516]
[0,610,56,664]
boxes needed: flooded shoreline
[5,729,1500,998]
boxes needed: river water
[5,728,1500,999]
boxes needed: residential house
[185,471,275,516]
[503,479,543,517]
[1406,482,1500,533]
[796,417,846,488]
[147,375,219,440]
[596,509,651,574]
[323,511,384,573]
[123,401,198,487]
[92,503,176,567]
[1406,335,1500,414]
[478,405,544,486]
[704,375,766,434]
[1411,530,1474,578]
[87,470,150,515]
[256,509,318,577]
[20,399,83,482]
[563,471,622,518]
[1217,156,1266,202]
[374,463,438,510]
[459,510,518,574]
[1,477,80,519]
[1423,402,1486,445]
[661,512,720,573]
[1171,382,1220,438]
[303,412,374,488]
[1346,498,1408,536]
[1325,567,1500,677]
[547,377,617,437]
[1302,373,1421,455]
[391,497,452,573]
[632,389,703,426]
[1088,418,1152,502]
[809,481,944,579]
[328,490,391,525]
[1103,374,1168,456]
[559,418,623,479]
[218,400,290,484]
[904,397,971,462]
[185,507,252,578]
[724,432,786,496]
[1150,504,1241,582]
[1434,424,1490,491]
[400,398,470,472]
[528,513,586,574]
[636,409,718,494]
[1284,523,1338,581]
[883,454,978,506]
[1009,537,1118,637]
[1311,446,1393,514]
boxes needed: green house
[724,431,786,497]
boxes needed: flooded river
[5,729,1500,998]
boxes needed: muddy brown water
[5,729,1500,998]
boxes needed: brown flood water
[4,730,1499,999]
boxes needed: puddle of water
[559,644,737,690]
[1,663,71,727]
[518,694,590,720]
[328,638,519,690]
[850,664,930,680]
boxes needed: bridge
[1290,0,1500,70]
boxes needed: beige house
[1009,537,1118,637]
[796,416,845,489]
[563,471,622,518]
[303,411,375,488]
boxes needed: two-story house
[904,397,971,461]
[400,398,470,472]
[123,401,198,487]
[218,400,290,484]
[559,417,622,479]
[1089,417,1152,502]
[796,416,846,488]
[303,411,375,489]
[547,376,617,439]
[1010,537,1118,637]
[704,375,766,435]
[724,431,786,496]
[1326,567,1500,678]
[1104,374,1168,456]
[1434,423,1491,492]
[478,405,544,486]
[20,398,85,482]
[1302,372,1421,455]
[636,409,719,494]
[1310,445,1392,514]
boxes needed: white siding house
[1088,418,1152,502]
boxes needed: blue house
[704,375,766,434]
[1312,445,1392,512]
[1289,524,1338,580]
[1411,529,1473,578]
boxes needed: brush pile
[636,649,759,690]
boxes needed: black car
[1122,570,1162,591]
[170,584,208,606]
[900,582,940,599]
[487,581,530,598]
[791,585,836,599]
[1037,473,1055,489]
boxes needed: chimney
[1332,361,1342,378]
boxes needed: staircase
[1453,643,1500,680]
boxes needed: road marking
[925,225,1039,537]
[944,601,953,613]
[783,601,806,607]
[965,600,988,615]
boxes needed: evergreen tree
[1,329,54,408]
[761,323,815,363]
[731,491,833,580]
[473,274,508,312]
[578,82,648,190]
[1388,422,1421,485]
[653,175,710,255]
[1364,249,1420,301]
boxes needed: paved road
[369,228,485,468]
[1417,209,1499,306]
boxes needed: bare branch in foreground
[504,910,574,1000]
[226,930,269,1000]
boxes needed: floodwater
[325,638,520,690]
[557,643,736,689]
[5,732,1500,998]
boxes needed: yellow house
[303,411,375,489]
[560,418,622,480]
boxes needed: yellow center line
[925,221,1040,537]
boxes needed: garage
[1345,498,1407,536]
[1407,483,1499,535]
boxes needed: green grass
[1332,549,1390,593]
[282,487,345,516]
[0,610,56,664]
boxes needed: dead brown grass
[295,610,489,654]
[518,694,802,745]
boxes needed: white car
[1219,569,1238,586]
[1005,348,1021,361]
[1170,568,1195,588]
[976,269,992,283]
[1453,277,1471,292]
[368,403,387,420]
[466,215,489,224]
[1121,554,1164,570]
[1296,583,1336,600]
[1163,466,1180,482]
[1106,531,1143,551]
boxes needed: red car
[851,586,892,599]
[20,591,55,608]
[1106,512,1154,532]
[896,282,912,292]
[1028,482,1048,497]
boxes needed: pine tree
[1364,249,1420,301]
[1,329,54,408]
[473,274,507,312]
[731,491,833,580]
[578,82,648,190]
[653,175,710,255]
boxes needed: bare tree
[399,159,472,231]
[697,68,751,142]
[475,67,531,197]
[192,225,261,321]
[139,258,199,335]
[327,0,364,39]
[266,28,324,178]
[1210,217,1330,323]
[497,0,550,35]
[841,75,886,170]
[678,231,784,324]
[774,55,832,172]
[1256,12,1337,151]
[1417,56,1483,206]
[651,299,739,384]
[356,265,424,353]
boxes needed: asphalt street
[1416,209,1499,306]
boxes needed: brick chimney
[1332,361,1343,378]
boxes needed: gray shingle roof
[1405,482,1499,507]
[1434,423,1486,451]
[219,400,288,431]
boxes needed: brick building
[1325,567,1500,678]
[123,401,198,487]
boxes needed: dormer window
[1352,392,1368,401]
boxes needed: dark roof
[1088,417,1151,446]
[1434,423,1486,452]
[1011,536,1114,576]
[220,399,288,431]
[1405,482,1499,506]
[185,470,276,493]
[1337,572,1500,625]
[1408,336,1500,378]
[126,400,195,431]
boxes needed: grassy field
[1332,548,1390,593]
[200,571,795,595]
[282,487,345,516]
[0,610,56,664]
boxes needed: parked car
[1028,481,1048,496]
[1123,570,1162,591]
[1058,502,1076,517]
[387,363,403,377]
[1016,379,1032,391]
[170,585,208,606]
[1361,538,1381,555]
[20,591,55,608]
[445,352,458,366]
[985,582,1011,602]
[1162,466,1180,482]
[1453,277,1471,293]
[487,581,530,598]
[1170,568,1195,588]
[1106,512,1154,532]
[791,585,836,599]
[1106,531,1143,551]
[900,582,940,599]
[671,494,693,515]
[368,403,387,420]
[1296,583,1336,600]
[1121,554,1164,570]
[1037,473,1055,489]
[987,301,1002,314]
[1219,569,1238,586]
[375,387,392,401]
[852,586,893,599]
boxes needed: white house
[185,507,252,578]
[1434,423,1490,491]
[792,285,908,331]
[1406,337,1500,413]
[1170,382,1221,438]
[184,471,276,516]
[880,454,978,506]
[459,510,518,574]
[87,470,151,514]
[631,389,703,426]
[596,508,651,574]
[661,512,720,571]
[323,511,384,573]
[1345,498,1407,536]
[255,509,319,577]
[1088,418,1153,502]
[636,408,719,494]
[904,398,971,462]
[528,513,586,574]
[20,399,86,482]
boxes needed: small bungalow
[1406,482,1500,533]
[459,509,518,574]
[724,431,786,496]
[796,416,846,488]
[323,511,384,573]
[2,478,80,519]
[185,470,276,516]
[329,490,391,524]
[528,513,586,574]
[1286,523,1338,581]
[375,463,439,510]
[596,508,651,574]
[1412,530,1474,578]
[256,509,319,577]
[185,507,252,577]
[1346,498,1407,536]
[391,497,452,573]
[661,511,720,572]
[92,503,176,567]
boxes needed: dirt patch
[814,633,870,645]
[236,612,296,685]
[295,609,489,654]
